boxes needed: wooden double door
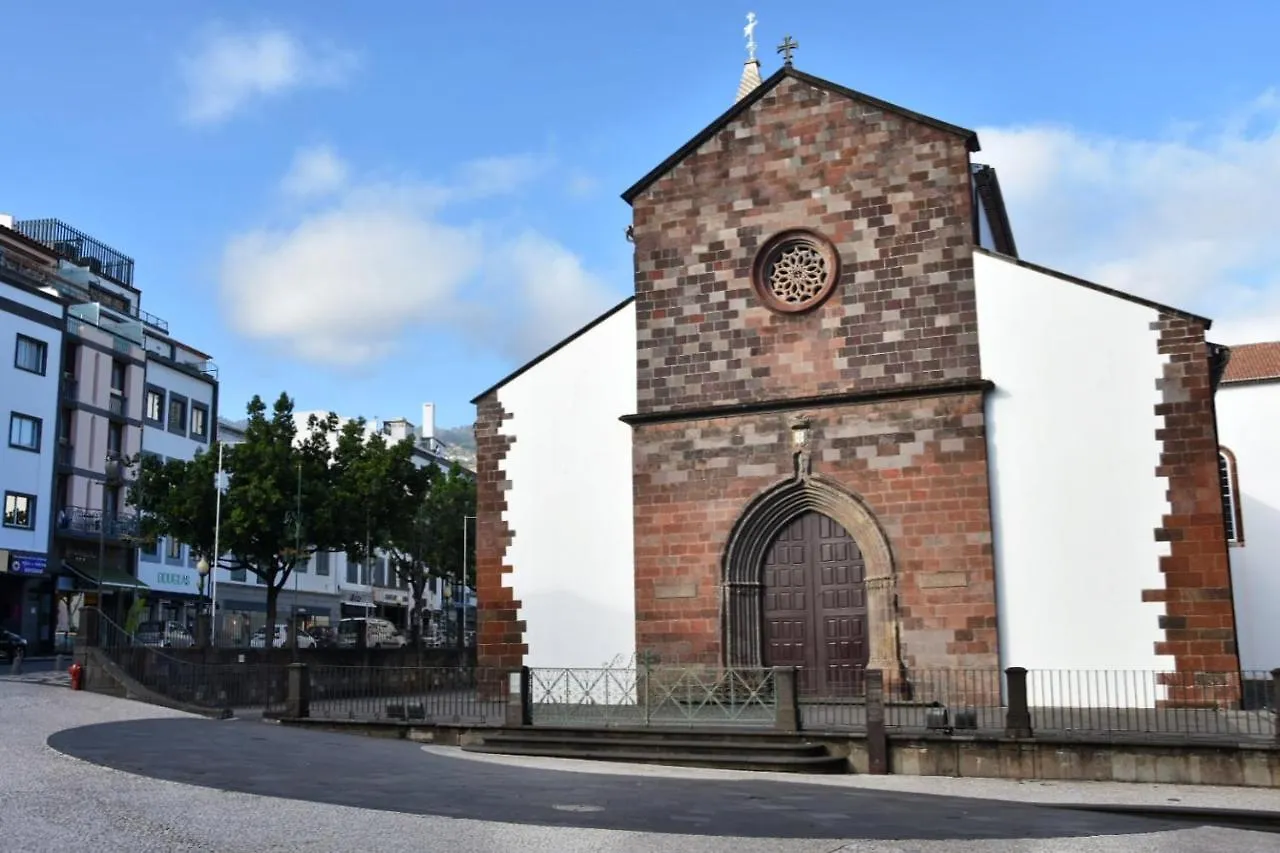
[762,510,868,696]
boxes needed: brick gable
[630,74,981,417]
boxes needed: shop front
[339,591,376,620]
[216,589,338,646]
[372,587,412,630]
[0,550,54,648]
[135,561,206,635]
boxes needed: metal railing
[528,662,778,728]
[57,506,140,539]
[108,394,126,416]
[13,217,135,287]
[1026,669,1276,741]
[94,613,288,712]
[302,665,506,724]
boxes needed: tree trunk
[409,576,426,650]
[264,578,279,710]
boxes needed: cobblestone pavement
[3,680,1278,852]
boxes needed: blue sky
[3,1,1279,431]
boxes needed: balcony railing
[108,395,126,416]
[57,443,75,466]
[60,375,79,400]
[56,506,141,540]
[68,302,143,347]
[0,245,168,334]
[13,218,135,287]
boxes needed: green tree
[385,461,476,648]
[130,393,345,644]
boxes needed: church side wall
[479,304,638,670]
[975,253,1238,698]
[1215,380,1280,673]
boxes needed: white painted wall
[1216,380,1280,673]
[498,302,638,669]
[137,357,218,593]
[975,252,1175,703]
[0,281,62,557]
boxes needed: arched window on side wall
[1218,447,1244,546]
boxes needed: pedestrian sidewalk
[0,670,70,687]
[423,745,1280,815]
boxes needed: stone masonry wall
[473,393,526,671]
[1146,314,1241,699]
[629,74,981,415]
[632,390,999,670]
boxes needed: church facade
[473,64,1242,695]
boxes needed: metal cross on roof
[777,34,798,66]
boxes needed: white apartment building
[135,331,219,627]
[0,228,66,646]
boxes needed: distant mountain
[436,425,476,453]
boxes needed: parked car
[249,624,316,649]
[0,630,27,661]
[135,621,195,649]
[337,617,407,649]
[307,625,338,648]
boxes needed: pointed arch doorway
[761,510,868,695]
[721,476,900,693]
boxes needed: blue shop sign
[9,554,47,576]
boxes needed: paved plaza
[2,679,1279,852]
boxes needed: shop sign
[137,563,198,595]
[6,553,48,576]
[373,588,411,607]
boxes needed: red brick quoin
[1146,314,1241,706]
[473,394,526,672]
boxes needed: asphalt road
[47,716,1195,842]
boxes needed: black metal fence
[95,613,289,712]
[299,665,507,724]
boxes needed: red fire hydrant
[68,662,83,691]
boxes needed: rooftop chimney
[421,403,436,442]
[0,213,13,230]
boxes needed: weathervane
[744,12,758,61]
[777,34,799,67]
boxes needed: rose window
[751,230,841,313]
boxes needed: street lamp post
[196,557,211,648]
[94,454,124,645]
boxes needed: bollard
[865,669,888,775]
[1272,669,1280,743]
[1004,666,1033,738]
[286,663,310,719]
[772,667,800,733]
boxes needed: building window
[190,403,209,440]
[230,567,247,583]
[2,492,36,529]
[14,335,48,375]
[295,554,308,574]
[314,550,330,576]
[8,413,42,452]
[166,537,183,560]
[347,559,359,585]
[110,359,126,394]
[140,533,160,558]
[144,388,165,425]
[107,421,123,455]
[168,394,188,435]
[1219,447,1244,545]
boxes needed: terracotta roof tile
[1222,342,1280,384]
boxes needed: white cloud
[220,150,619,367]
[280,145,348,198]
[180,25,357,125]
[978,90,1280,344]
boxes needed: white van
[337,617,406,649]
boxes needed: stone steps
[463,727,848,774]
